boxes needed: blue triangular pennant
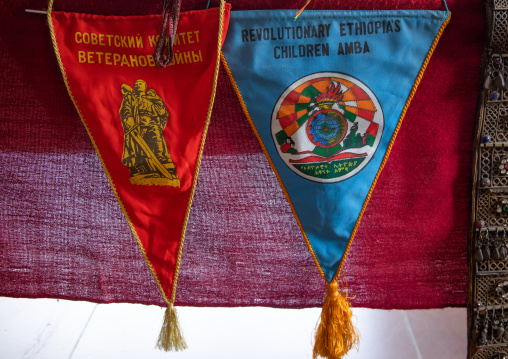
[222,9,450,283]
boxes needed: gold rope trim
[332,12,451,282]
[169,0,226,305]
[221,53,327,282]
[47,0,169,304]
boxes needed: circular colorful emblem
[271,72,384,183]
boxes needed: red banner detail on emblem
[365,122,379,137]
[308,77,327,85]
[50,6,230,301]
[289,152,367,164]
[280,91,302,107]
[279,113,298,128]
[348,85,370,101]
[357,108,375,121]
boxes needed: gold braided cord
[47,0,170,304]
[170,0,226,305]
[332,12,452,283]
[221,53,327,282]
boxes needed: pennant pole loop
[154,0,182,68]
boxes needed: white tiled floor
[0,297,466,359]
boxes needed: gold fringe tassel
[313,281,360,359]
[156,305,188,352]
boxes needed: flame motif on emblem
[315,82,345,108]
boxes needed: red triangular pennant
[48,1,230,312]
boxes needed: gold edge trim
[47,0,169,304]
[221,52,327,282]
[332,12,452,283]
[169,0,226,305]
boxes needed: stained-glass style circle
[271,72,384,183]
[307,110,347,148]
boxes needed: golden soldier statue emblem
[119,79,180,187]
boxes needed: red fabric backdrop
[0,0,481,309]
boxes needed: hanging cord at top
[294,0,311,20]
[154,0,182,68]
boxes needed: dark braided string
[154,0,182,68]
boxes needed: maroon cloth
[0,0,481,309]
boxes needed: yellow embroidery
[119,80,180,187]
